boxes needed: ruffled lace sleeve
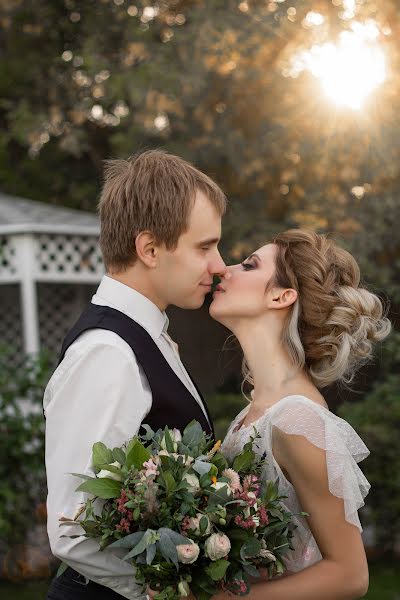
[268,395,371,531]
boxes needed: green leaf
[242,563,260,578]
[263,480,278,502]
[123,530,159,560]
[200,516,208,535]
[233,449,255,472]
[205,559,230,581]
[182,421,205,447]
[97,464,123,477]
[240,538,262,561]
[211,452,228,473]
[162,471,176,493]
[109,532,145,549]
[76,477,122,499]
[193,459,212,476]
[112,447,126,465]
[141,424,155,440]
[126,439,151,470]
[69,472,93,481]
[92,442,113,468]
[163,429,176,453]
[146,543,157,565]
[269,508,284,521]
[157,531,179,568]
[56,561,68,578]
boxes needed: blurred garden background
[0,0,399,598]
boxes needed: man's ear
[135,231,159,268]
[270,287,298,309]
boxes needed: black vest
[59,303,215,440]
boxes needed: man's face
[155,190,226,309]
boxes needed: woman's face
[209,243,278,324]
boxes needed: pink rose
[176,542,200,564]
[142,458,159,478]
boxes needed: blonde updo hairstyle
[244,229,391,389]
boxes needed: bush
[339,375,400,556]
[208,393,247,441]
[0,348,51,547]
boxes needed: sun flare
[291,21,387,109]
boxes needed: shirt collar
[93,275,169,338]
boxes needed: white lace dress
[220,395,370,572]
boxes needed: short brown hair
[98,149,227,272]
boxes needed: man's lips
[214,284,226,293]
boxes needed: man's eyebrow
[197,237,220,246]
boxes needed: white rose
[187,513,212,536]
[210,481,232,496]
[97,461,123,481]
[176,542,200,564]
[204,533,231,561]
[182,473,201,494]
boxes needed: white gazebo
[0,193,104,360]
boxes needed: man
[44,150,227,599]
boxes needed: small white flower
[97,461,123,481]
[160,428,182,452]
[204,533,231,561]
[210,481,232,496]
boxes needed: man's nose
[210,251,227,276]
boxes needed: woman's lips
[213,284,226,294]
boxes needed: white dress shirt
[44,275,210,599]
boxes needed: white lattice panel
[38,283,96,359]
[36,234,103,279]
[0,284,23,358]
[0,235,18,279]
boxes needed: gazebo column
[17,234,40,354]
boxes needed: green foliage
[208,394,247,441]
[0,347,51,545]
[339,375,400,554]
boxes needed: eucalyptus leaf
[193,459,212,476]
[109,531,145,549]
[182,420,204,447]
[141,424,155,440]
[123,530,159,560]
[146,543,157,565]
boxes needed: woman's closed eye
[241,261,256,271]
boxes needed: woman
[209,229,391,600]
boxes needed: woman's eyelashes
[241,261,255,271]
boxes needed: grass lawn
[0,561,398,599]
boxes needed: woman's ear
[270,287,298,309]
[135,231,159,268]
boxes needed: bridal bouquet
[62,421,297,600]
